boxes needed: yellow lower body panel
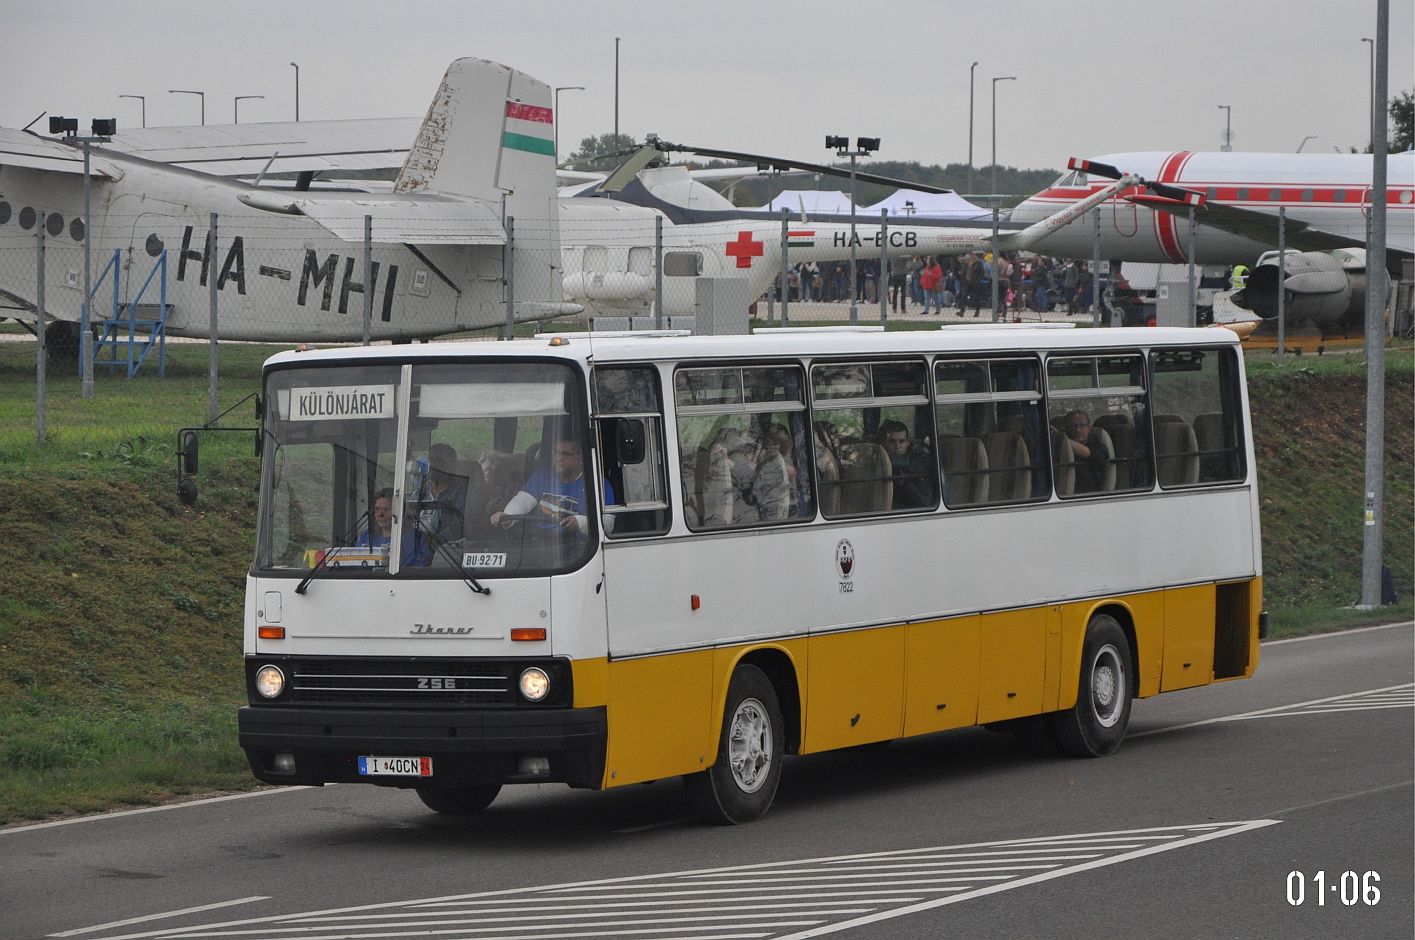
[802,626,905,753]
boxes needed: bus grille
[285,658,521,706]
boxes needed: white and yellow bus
[238,325,1262,823]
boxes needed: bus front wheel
[684,664,784,825]
[1052,614,1133,757]
[416,783,502,814]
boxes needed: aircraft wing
[0,128,120,177]
[237,190,505,245]
[1128,193,1377,255]
[98,118,419,177]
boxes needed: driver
[491,435,616,535]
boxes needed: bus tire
[1052,614,1132,757]
[415,783,501,815]
[684,664,783,825]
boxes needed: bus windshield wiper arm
[294,508,370,595]
[408,514,491,596]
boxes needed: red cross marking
[725,230,765,268]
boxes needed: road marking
[1132,683,1414,738]
[1,788,310,835]
[46,898,270,937]
[1264,620,1412,646]
[72,821,1277,940]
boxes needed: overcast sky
[3,0,1410,175]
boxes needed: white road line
[1264,620,1413,645]
[46,899,271,938]
[770,820,1281,939]
[1131,682,1414,738]
[73,823,1277,940]
[3,788,309,835]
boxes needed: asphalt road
[5,622,1411,940]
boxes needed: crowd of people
[766,253,1104,317]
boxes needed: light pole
[553,85,585,161]
[967,61,978,195]
[118,94,145,128]
[169,89,205,125]
[290,62,300,122]
[990,76,1016,199]
[1217,104,1231,151]
[1297,135,1317,153]
[234,95,264,124]
[1361,37,1374,151]
[614,37,620,139]
[827,135,878,325]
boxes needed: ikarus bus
[237,325,1263,823]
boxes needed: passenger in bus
[713,428,789,523]
[422,443,467,544]
[357,489,425,565]
[878,420,934,508]
[1062,410,1111,493]
[767,423,805,514]
[491,435,616,535]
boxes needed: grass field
[0,333,1409,825]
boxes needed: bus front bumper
[238,705,607,789]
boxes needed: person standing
[919,256,943,315]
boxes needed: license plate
[358,755,433,777]
[462,551,507,568]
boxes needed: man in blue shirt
[491,436,615,535]
[356,489,424,565]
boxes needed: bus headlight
[519,667,550,702]
[255,664,286,699]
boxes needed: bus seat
[1193,412,1229,481]
[1154,419,1200,486]
[983,431,1031,502]
[751,451,792,520]
[815,431,842,516]
[1091,426,1117,491]
[942,436,989,506]
[1050,427,1075,497]
[1094,413,1135,463]
[838,442,893,514]
[481,450,529,515]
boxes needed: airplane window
[1301,189,1314,202]
[627,247,652,276]
[1402,191,1413,204]
[1207,188,1219,200]
[1237,188,1249,201]
[664,252,703,277]
[584,245,609,273]
[1268,189,1282,201]
[1050,172,1072,188]
[1334,190,1346,201]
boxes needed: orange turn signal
[511,627,547,641]
[257,626,286,640]
[690,594,701,611]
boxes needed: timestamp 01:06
[1286,870,1380,906]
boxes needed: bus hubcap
[728,697,771,793]
[1092,644,1123,728]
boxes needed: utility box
[694,278,751,335]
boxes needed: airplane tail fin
[396,58,567,321]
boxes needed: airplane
[0,58,573,349]
[1009,151,1415,330]
[0,57,1139,351]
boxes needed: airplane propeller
[1067,157,1206,207]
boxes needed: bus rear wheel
[416,783,501,814]
[684,664,783,825]
[1052,614,1132,757]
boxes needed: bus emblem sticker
[836,539,855,592]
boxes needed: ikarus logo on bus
[836,539,855,593]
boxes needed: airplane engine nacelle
[1231,250,1364,327]
[562,271,653,302]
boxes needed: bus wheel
[1052,614,1132,757]
[415,784,501,814]
[685,664,783,825]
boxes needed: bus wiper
[407,513,492,596]
[294,508,370,596]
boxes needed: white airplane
[0,57,1138,349]
[1010,151,1415,330]
[0,58,573,348]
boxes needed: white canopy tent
[862,188,989,220]
[755,188,855,214]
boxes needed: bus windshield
[257,359,599,579]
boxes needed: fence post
[1091,207,1102,327]
[363,215,373,346]
[36,212,46,443]
[654,214,664,329]
[1186,204,1197,327]
[81,142,93,397]
[503,215,515,340]
[1277,207,1287,358]
[779,208,789,326]
[879,208,888,324]
[208,211,219,423]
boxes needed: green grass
[0,336,1409,824]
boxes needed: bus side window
[594,365,671,537]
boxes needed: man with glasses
[492,434,616,535]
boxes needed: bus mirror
[616,419,646,465]
[178,477,198,507]
[181,431,200,475]
[254,395,264,419]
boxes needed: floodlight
[856,137,880,152]
[91,118,116,136]
[825,135,848,150]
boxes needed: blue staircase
[91,250,171,378]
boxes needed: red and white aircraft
[1011,150,1414,328]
